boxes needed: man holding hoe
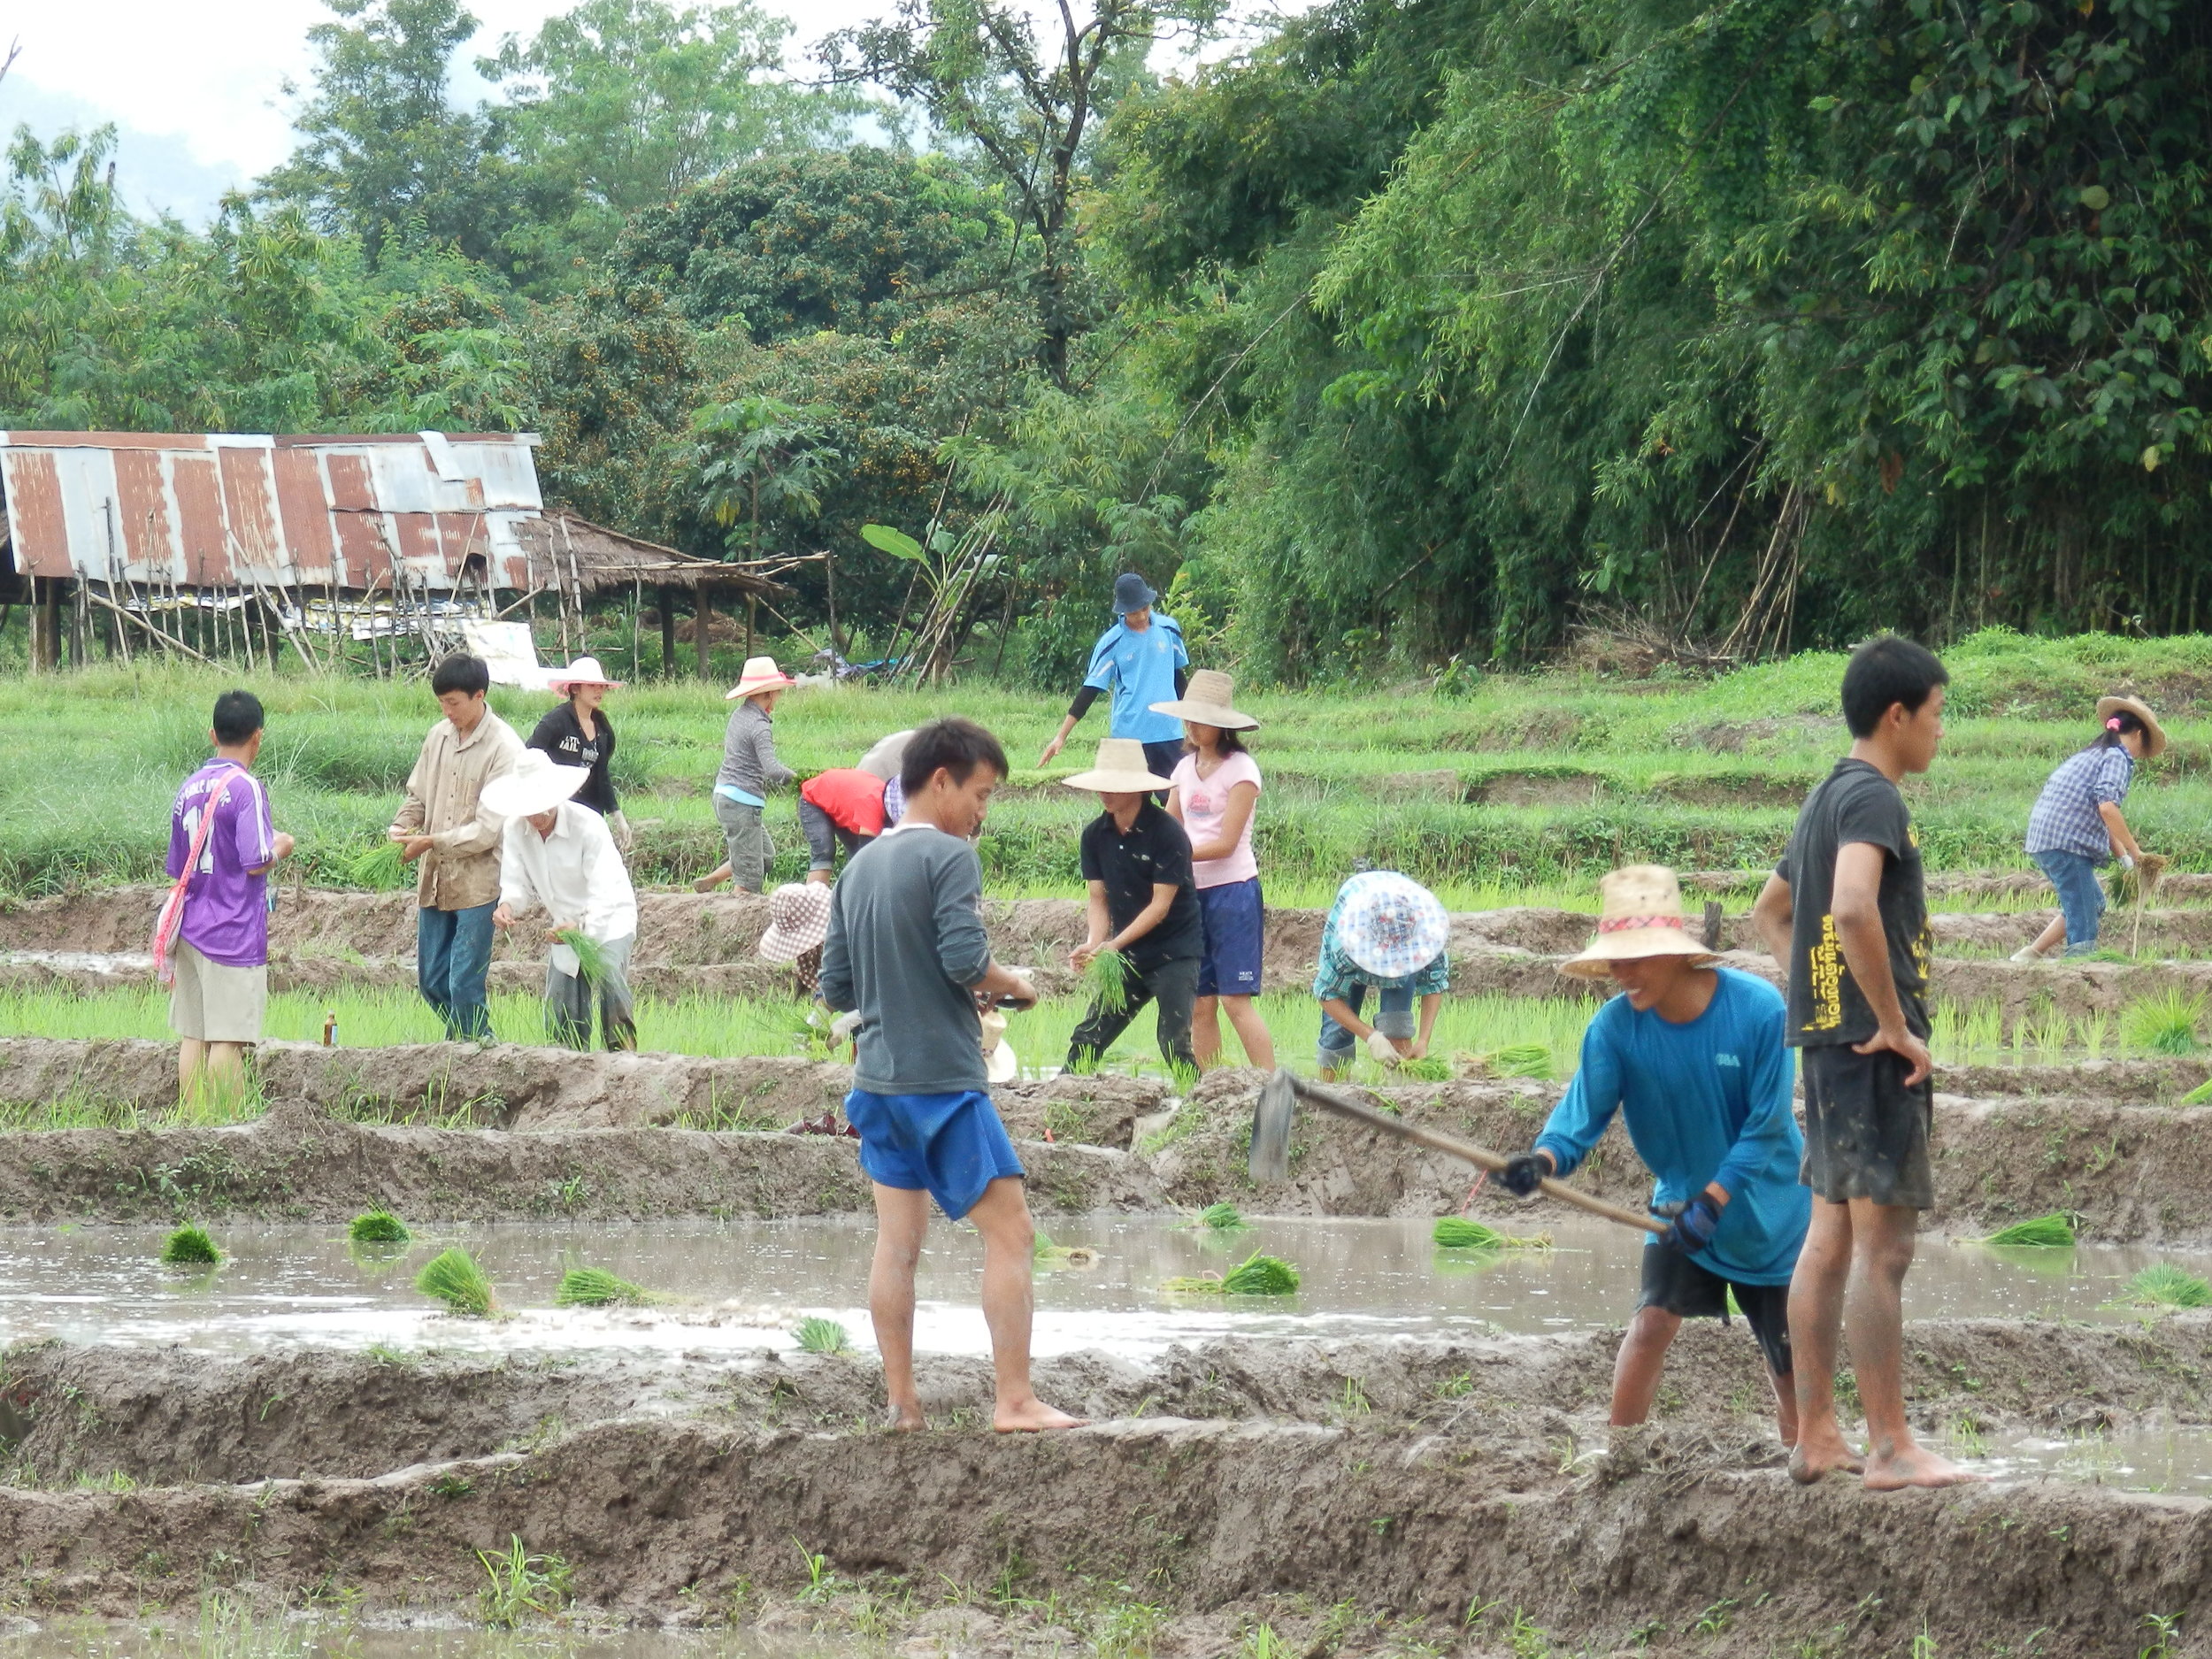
[819,717,1081,1433]
[1752,634,1978,1490]
[1499,866,1808,1447]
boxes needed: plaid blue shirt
[1311,897,1451,1001]
[2025,745,2133,862]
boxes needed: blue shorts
[2031,847,2108,956]
[1196,877,1264,998]
[843,1088,1025,1220]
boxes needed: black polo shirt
[1079,803,1204,972]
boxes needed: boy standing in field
[818,718,1079,1433]
[1752,635,1979,1491]
[1036,572,1190,785]
[161,690,294,1106]
[390,654,523,1043]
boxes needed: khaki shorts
[169,941,268,1045]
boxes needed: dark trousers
[1067,955,1200,1078]
[799,797,873,872]
[417,902,495,1041]
[1141,740,1183,804]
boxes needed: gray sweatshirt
[819,826,993,1094]
[715,701,794,798]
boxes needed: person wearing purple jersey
[165,690,293,1105]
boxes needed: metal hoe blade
[1248,1068,1298,1184]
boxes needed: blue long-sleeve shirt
[1535,967,1809,1286]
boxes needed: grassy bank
[5,629,2212,897]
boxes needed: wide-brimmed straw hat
[1061,737,1173,794]
[856,729,913,782]
[979,1009,1018,1085]
[757,882,833,964]
[1149,668,1258,731]
[2096,695,2168,758]
[480,749,592,819]
[1334,871,1449,979]
[1559,864,1718,979]
[546,655,623,695]
[724,656,795,701]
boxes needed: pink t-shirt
[1171,750,1263,888]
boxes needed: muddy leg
[1220,995,1275,1070]
[1847,1199,1984,1490]
[1193,995,1223,1069]
[869,1183,929,1430]
[177,1039,208,1105]
[1770,1366,1800,1449]
[967,1177,1083,1432]
[1609,1304,1682,1426]
[1787,1197,1861,1482]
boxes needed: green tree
[692,394,837,560]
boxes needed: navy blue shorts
[844,1088,1025,1220]
[1196,877,1264,998]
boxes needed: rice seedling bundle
[794,1316,851,1354]
[1197,1202,1247,1230]
[1394,1056,1454,1082]
[415,1247,496,1317]
[1033,1233,1100,1266]
[2183,1077,2212,1107]
[349,841,408,891]
[1080,948,1133,1015]
[1432,1217,1551,1251]
[549,927,611,987]
[1971,1213,2076,1248]
[1461,1043,1555,1079]
[2124,989,2205,1057]
[1160,1251,1302,1296]
[2114,852,2170,910]
[555,1266,654,1307]
[160,1225,219,1265]
[2125,1263,2212,1310]
[348,1210,411,1245]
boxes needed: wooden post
[744,594,757,661]
[695,587,712,681]
[658,585,677,680]
[68,580,86,667]
[38,577,61,670]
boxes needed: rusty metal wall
[0,432,544,591]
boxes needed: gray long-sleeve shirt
[715,701,794,798]
[819,826,993,1094]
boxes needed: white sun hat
[979,1009,1019,1085]
[757,882,834,964]
[480,749,593,819]
[1148,668,1259,730]
[724,656,795,701]
[545,655,624,694]
[1558,864,1719,979]
[1334,871,1450,979]
[1060,737,1174,794]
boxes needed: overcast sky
[0,0,1274,225]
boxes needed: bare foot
[885,1404,926,1432]
[1863,1445,1986,1491]
[1789,1440,1865,1484]
[993,1398,1087,1432]
[692,873,726,894]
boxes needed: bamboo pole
[82,586,217,665]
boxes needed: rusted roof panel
[0,431,544,591]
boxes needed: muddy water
[1981,1425,2212,1494]
[2,1216,2202,1363]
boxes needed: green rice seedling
[1394,1056,1455,1082]
[794,1316,851,1354]
[2125,1263,2212,1310]
[415,1247,496,1317]
[1432,1217,1552,1251]
[1161,1251,1301,1295]
[2181,1077,2212,1107]
[554,1266,655,1307]
[2124,989,2205,1057]
[1081,948,1133,1016]
[160,1225,219,1265]
[1969,1213,2077,1248]
[348,1210,410,1245]
[1195,1202,1247,1230]
[1464,1042,1554,1080]
[477,1535,572,1628]
[349,840,408,891]
[549,927,611,987]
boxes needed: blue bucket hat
[1112,572,1156,615]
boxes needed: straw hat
[1149,669,1258,731]
[1559,865,1718,979]
[480,749,591,819]
[724,656,795,701]
[1334,872,1449,979]
[2095,695,2168,758]
[856,729,913,782]
[1061,737,1173,794]
[757,881,833,964]
[979,1009,1019,1085]
[545,655,623,695]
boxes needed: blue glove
[1499,1153,1549,1198]
[1657,1194,1723,1255]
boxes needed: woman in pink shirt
[1155,671,1275,1070]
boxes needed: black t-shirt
[526,703,618,816]
[1776,757,1931,1046]
[1079,803,1205,972]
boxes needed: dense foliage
[4,0,2208,678]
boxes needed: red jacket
[801,768,888,836]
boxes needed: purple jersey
[165,760,277,968]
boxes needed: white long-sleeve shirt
[498,803,638,973]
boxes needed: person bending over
[1312,872,1449,1080]
[1501,865,1809,1447]
[2015,695,2164,961]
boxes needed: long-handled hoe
[1247,1069,1668,1234]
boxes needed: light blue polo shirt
[1082,614,1188,744]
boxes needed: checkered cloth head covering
[1334,871,1449,979]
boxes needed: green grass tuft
[415,1247,496,1317]
[794,1316,851,1354]
[2181,1077,2212,1107]
[2125,1263,2212,1310]
[554,1266,654,1307]
[2124,989,2206,1056]
[1973,1213,2077,1248]
[348,1210,411,1245]
[160,1225,219,1265]
[1432,1217,1552,1250]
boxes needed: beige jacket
[389,709,525,910]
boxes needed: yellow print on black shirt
[1803,912,1846,1033]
